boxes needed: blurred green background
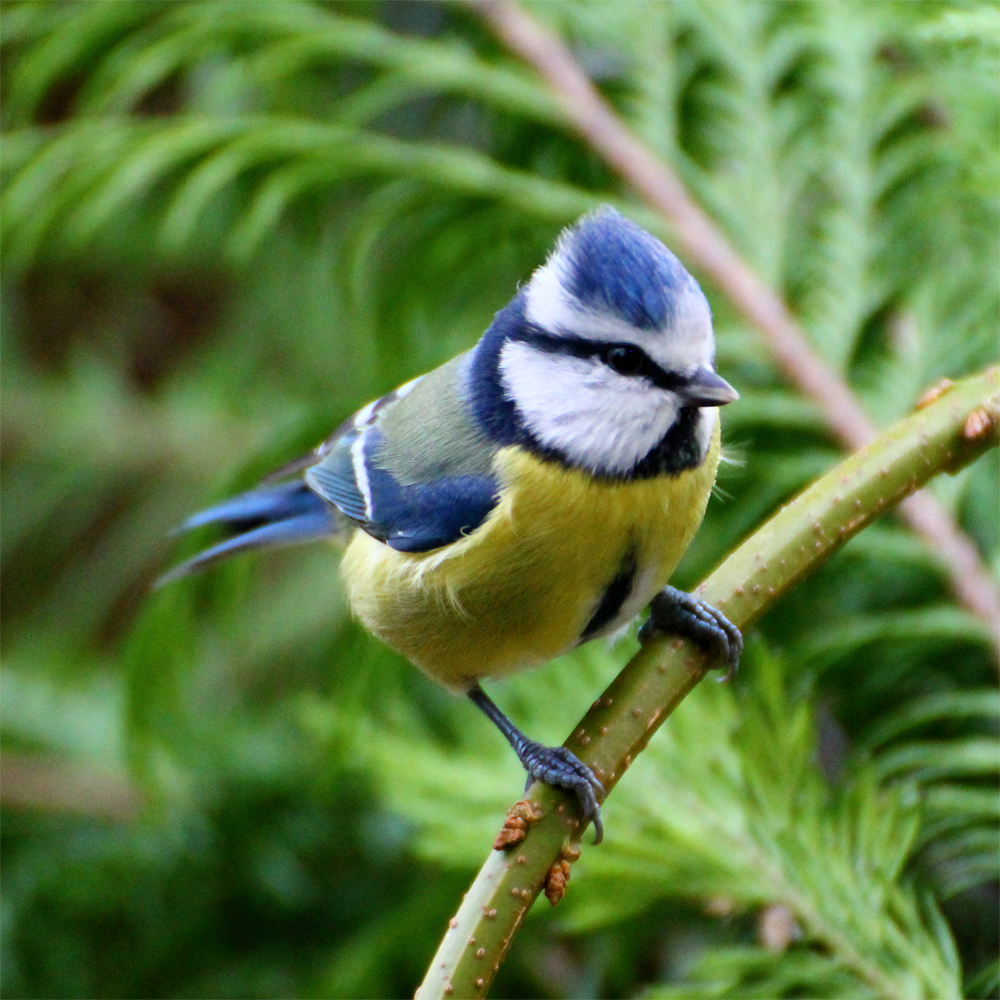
[1,2,997,998]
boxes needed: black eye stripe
[513,325,688,391]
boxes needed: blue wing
[160,362,502,586]
[305,425,499,553]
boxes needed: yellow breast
[340,421,721,693]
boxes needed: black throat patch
[625,406,705,479]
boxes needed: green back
[375,352,497,485]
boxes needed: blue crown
[564,208,692,331]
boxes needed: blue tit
[160,207,741,844]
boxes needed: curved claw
[640,586,743,679]
[520,741,605,844]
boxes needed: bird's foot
[468,683,605,844]
[638,585,742,680]
[519,741,605,845]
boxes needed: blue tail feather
[176,482,327,533]
[157,481,337,588]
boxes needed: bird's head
[484,207,737,478]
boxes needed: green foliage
[1,2,996,998]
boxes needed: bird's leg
[469,684,605,845]
[638,585,743,680]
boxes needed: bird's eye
[605,345,645,376]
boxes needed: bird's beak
[679,368,739,407]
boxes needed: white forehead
[524,211,715,373]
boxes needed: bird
[159,207,742,844]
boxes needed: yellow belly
[340,423,721,693]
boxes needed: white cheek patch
[500,342,680,475]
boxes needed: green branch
[416,367,999,1000]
